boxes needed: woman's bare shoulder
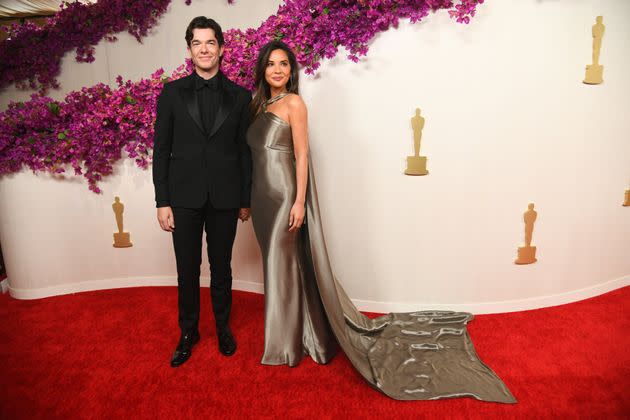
[285,93,306,112]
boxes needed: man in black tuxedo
[152,16,252,367]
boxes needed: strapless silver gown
[246,95,516,403]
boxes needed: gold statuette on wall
[405,108,428,176]
[515,203,538,265]
[112,196,132,248]
[583,16,605,85]
[623,189,630,207]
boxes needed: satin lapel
[181,85,205,135]
[208,85,236,139]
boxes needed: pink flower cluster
[0,66,188,193]
[0,0,483,193]
[0,0,192,92]
[223,0,484,89]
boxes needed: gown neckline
[262,93,291,126]
[263,111,290,126]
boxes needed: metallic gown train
[246,94,516,403]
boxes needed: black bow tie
[196,74,219,91]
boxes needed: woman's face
[265,49,291,91]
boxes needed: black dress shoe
[217,328,237,356]
[170,330,200,367]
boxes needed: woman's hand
[288,201,305,232]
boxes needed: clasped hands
[157,207,251,232]
[157,204,303,232]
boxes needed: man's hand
[157,207,175,232]
[239,208,251,222]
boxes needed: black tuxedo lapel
[208,77,237,139]
[181,84,205,135]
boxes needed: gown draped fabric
[246,93,516,403]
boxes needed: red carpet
[1,286,629,419]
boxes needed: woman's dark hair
[185,16,224,47]
[250,40,300,117]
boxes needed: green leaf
[57,132,66,140]
[125,94,136,104]
[323,8,329,15]
[47,102,60,116]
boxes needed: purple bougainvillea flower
[0,0,484,192]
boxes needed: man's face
[188,28,223,73]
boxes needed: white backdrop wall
[0,0,628,313]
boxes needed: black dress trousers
[172,203,238,333]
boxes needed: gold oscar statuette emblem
[515,203,537,265]
[583,16,605,85]
[405,108,428,176]
[112,196,132,248]
[623,189,630,207]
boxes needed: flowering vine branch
[0,0,484,193]
[223,0,483,89]
[0,0,197,93]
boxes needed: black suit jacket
[152,72,252,209]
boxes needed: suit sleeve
[152,83,173,208]
[237,90,253,208]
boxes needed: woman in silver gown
[246,41,516,403]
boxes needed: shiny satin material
[246,97,516,403]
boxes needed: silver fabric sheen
[246,94,516,403]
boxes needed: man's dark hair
[185,16,224,47]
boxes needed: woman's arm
[287,94,309,232]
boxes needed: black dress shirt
[194,72,221,133]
